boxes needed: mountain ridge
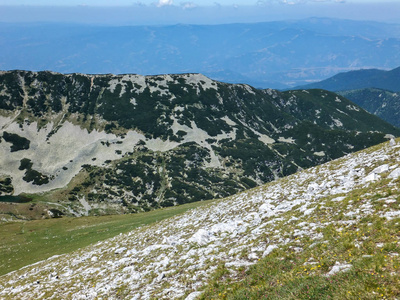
[293,66,400,129]
[338,88,400,128]
[295,66,400,92]
[0,70,399,217]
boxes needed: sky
[0,0,398,5]
[0,0,399,24]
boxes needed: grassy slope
[201,197,400,299]
[0,200,211,276]
[0,140,399,299]
[200,147,400,299]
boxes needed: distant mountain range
[294,67,400,128]
[1,18,400,89]
[296,66,400,92]
[0,70,398,217]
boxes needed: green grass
[0,199,212,276]
[199,178,400,299]
[200,221,400,299]
[200,222,400,299]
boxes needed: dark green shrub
[19,158,33,170]
[2,132,30,152]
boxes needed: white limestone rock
[389,168,400,179]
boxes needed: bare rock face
[0,70,399,216]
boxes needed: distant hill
[0,70,398,217]
[296,67,400,92]
[294,67,400,128]
[1,18,400,88]
[338,88,400,128]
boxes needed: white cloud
[157,0,173,7]
[181,1,197,9]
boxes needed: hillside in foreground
[1,138,399,299]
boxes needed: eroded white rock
[325,262,352,277]
[389,168,400,179]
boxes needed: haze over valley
[1,18,400,89]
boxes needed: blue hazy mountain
[294,66,400,128]
[1,18,400,89]
[296,67,400,92]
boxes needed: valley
[1,18,400,89]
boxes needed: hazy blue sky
[0,0,398,5]
[1,0,399,24]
